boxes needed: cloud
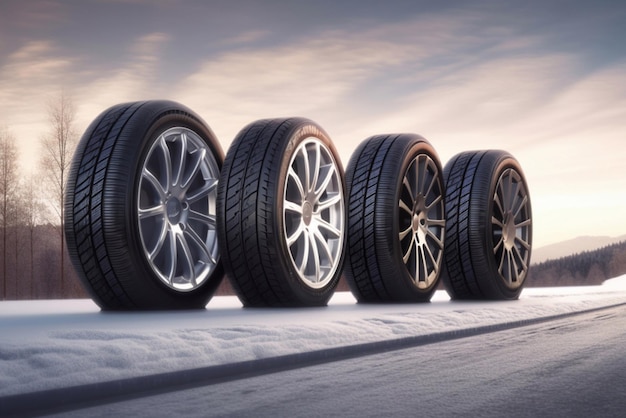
[1,3,625,246]
[74,32,171,118]
[171,12,501,151]
[0,32,170,169]
[0,40,76,163]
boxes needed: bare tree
[24,174,45,298]
[0,126,19,300]
[40,93,79,294]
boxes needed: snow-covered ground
[1,276,626,398]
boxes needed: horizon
[1,0,625,248]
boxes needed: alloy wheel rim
[137,127,220,291]
[398,154,445,289]
[492,168,532,289]
[283,138,344,289]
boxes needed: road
[52,304,626,417]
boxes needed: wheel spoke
[425,194,442,210]
[426,228,444,249]
[399,199,412,215]
[288,167,306,201]
[185,225,217,266]
[317,192,342,211]
[493,236,504,254]
[402,177,415,202]
[301,146,312,193]
[142,169,167,200]
[423,165,438,199]
[188,209,216,229]
[313,228,334,268]
[314,163,336,199]
[139,204,165,220]
[425,243,438,273]
[178,232,197,285]
[166,229,177,284]
[508,250,519,283]
[403,234,416,264]
[418,245,430,282]
[315,217,341,239]
[181,148,206,190]
[149,221,169,260]
[173,132,188,186]
[399,225,412,240]
[497,246,507,277]
[492,216,504,228]
[512,245,527,272]
[287,222,306,247]
[516,236,531,250]
[309,231,321,282]
[187,179,218,203]
[297,231,310,274]
[284,200,303,214]
[513,194,528,218]
[427,218,445,227]
[310,143,321,195]
[159,136,173,190]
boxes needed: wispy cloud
[0,32,170,169]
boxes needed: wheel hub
[412,196,427,234]
[302,200,313,226]
[166,197,185,224]
[502,211,516,251]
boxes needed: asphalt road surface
[51,305,626,417]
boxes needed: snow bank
[1,276,626,397]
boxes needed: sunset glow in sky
[1,0,625,248]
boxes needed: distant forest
[2,232,625,301]
[526,240,626,287]
[1,224,85,300]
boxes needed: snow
[1,276,626,398]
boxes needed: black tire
[217,118,346,307]
[441,150,532,300]
[64,101,225,310]
[344,134,446,303]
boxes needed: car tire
[217,118,346,307]
[344,134,446,303]
[441,150,532,300]
[65,101,225,310]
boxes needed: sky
[0,0,625,248]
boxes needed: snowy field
[1,276,626,398]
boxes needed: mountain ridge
[532,234,626,264]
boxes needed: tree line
[1,93,85,300]
[526,240,626,287]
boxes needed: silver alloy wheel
[138,127,220,291]
[398,154,445,289]
[283,138,344,289]
[492,168,532,289]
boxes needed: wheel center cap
[503,212,516,250]
[302,201,313,226]
[412,210,426,232]
[166,198,183,224]
[412,213,421,232]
